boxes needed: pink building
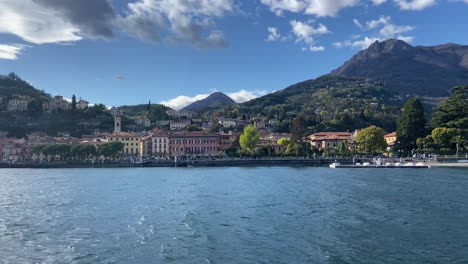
[170,132,219,158]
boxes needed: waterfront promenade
[1,157,467,169]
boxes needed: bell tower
[114,116,121,133]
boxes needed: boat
[329,161,429,168]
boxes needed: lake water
[0,167,467,263]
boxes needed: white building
[154,120,170,127]
[219,119,237,128]
[135,116,151,127]
[77,99,89,110]
[7,97,28,112]
[152,134,170,158]
[166,109,195,119]
[170,120,191,130]
[254,121,266,129]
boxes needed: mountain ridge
[183,92,235,112]
[330,39,468,96]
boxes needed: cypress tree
[395,98,426,156]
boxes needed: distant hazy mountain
[183,92,235,112]
[331,39,468,96]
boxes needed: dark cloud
[33,0,116,39]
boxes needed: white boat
[329,162,340,168]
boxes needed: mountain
[331,39,468,96]
[234,75,403,132]
[183,92,235,112]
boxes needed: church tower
[114,116,121,133]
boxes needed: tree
[291,115,306,142]
[431,127,457,150]
[430,86,468,151]
[187,125,202,132]
[150,104,169,121]
[240,125,259,156]
[109,141,124,159]
[355,126,386,154]
[430,86,468,131]
[416,135,434,154]
[277,137,290,157]
[147,100,152,116]
[338,140,347,156]
[395,98,426,156]
[27,98,43,118]
[71,95,77,112]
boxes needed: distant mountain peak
[182,92,235,112]
[330,39,468,96]
[367,39,414,53]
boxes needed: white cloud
[260,0,307,16]
[366,16,391,29]
[0,43,29,60]
[261,0,360,17]
[380,23,414,37]
[334,16,415,50]
[353,18,363,29]
[371,0,387,5]
[0,0,83,44]
[394,0,436,10]
[304,0,360,16]
[160,89,268,109]
[227,89,268,103]
[309,45,325,52]
[120,0,233,47]
[266,27,281,41]
[0,0,233,51]
[160,93,211,109]
[290,20,329,51]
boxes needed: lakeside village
[0,88,466,165]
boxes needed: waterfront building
[170,132,219,158]
[0,138,26,162]
[384,132,397,147]
[140,134,153,157]
[108,132,142,157]
[218,132,238,151]
[152,133,170,159]
[308,132,351,150]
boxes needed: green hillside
[226,75,406,133]
[0,73,48,99]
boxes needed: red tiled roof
[308,132,351,141]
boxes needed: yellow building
[108,132,143,156]
[384,132,397,147]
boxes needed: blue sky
[0,0,467,109]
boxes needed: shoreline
[1,158,467,169]
[0,159,360,169]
